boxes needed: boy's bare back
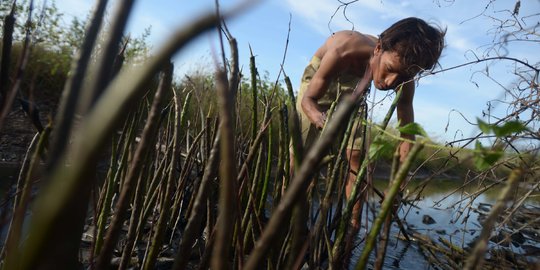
[313,30,378,78]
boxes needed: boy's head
[379,17,446,78]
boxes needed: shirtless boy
[295,17,445,229]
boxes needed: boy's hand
[301,95,327,130]
[314,111,327,130]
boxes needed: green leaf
[473,141,503,171]
[397,122,428,137]
[368,136,394,161]
[477,118,527,137]
[477,118,492,134]
[484,151,503,165]
[492,121,527,137]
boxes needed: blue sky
[56,0,539,145]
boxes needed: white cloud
[285,0,335,21]
[283,0,411,36]
[284,0,344,35]
[442,21,477,53]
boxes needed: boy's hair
[379,17,446,77]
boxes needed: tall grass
[0,1,537,270]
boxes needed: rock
[159,245,175,257]
[467,236,479,249]
[435,229,446,235]
[155,257,175,270]
[522,244,540,256]
[422,215,436,225]
[477,214,487,224]
[80,235,93,248]
[490,230,510,247]
[522,228,540,241]
[110,256,139,268]
[510,231,526,246]
[478,203,492,213]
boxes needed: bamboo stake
[94,110,139,256]
[355,141,424,270]
[373,147,401,270]
[80,0,136,112]
[212,19,242,261]
[0,129,38,260]
[169,128,206,243]
[119,155,151,270]
[283,73,306,269]
[271,102,287,208]
[0,1,16,104]
[244,93,366,270]
[47,0,109,168]
[463,168,521,270]
[172,130,221,270]
[249,46,258,141]
[17,12,223,270]
[331,86,402,267]
[3,126,50,269]
[142,65,180,269]
[212,68,238,270]
[311,102,357,264]
[258,115,273,214]
[97,63,172,270]
[0,0,34,133]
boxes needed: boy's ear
[374,42,382,55]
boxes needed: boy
[295,17,445,230]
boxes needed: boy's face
[370,44,410,90]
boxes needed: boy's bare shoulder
[332,31,376,44]
[313,30,377,73]
[329,31,377,54]
[365,33,378,44]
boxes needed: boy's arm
[396,80,415,163]
[301,50,341,129]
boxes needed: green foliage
[477,118,527,137]
[473,118,528,171]
[1,1,150,62]
[8,42,70,106]
[473,141,503,171]
[0,0,153,107]
[397,122,428,137]
[175,67,287,148]
[63,17,86,50]
[0,0,62,44]
[368,134,395,161]
[123,26,153,64]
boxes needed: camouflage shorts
[295,56,366,151]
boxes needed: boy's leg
[341,148,365,266]
[345,148,364,231]
[345,99,368,231]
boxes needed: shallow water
[1,164,538,269]
[347,178,540,269]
